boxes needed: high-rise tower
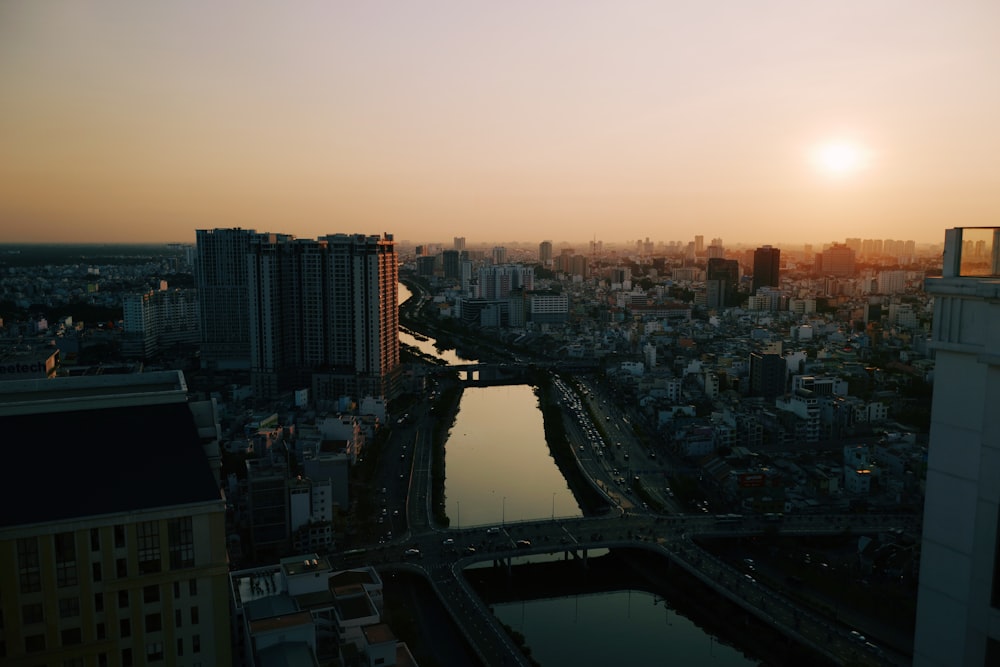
[195,228,288,370]
[197,228,398,402]
[246,233,399,402]
[752,245,781,293]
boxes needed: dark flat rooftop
[0,402,220,528]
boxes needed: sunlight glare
[810,141,872,177]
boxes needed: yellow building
[0,371,231,666]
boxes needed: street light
[502,496,506,527]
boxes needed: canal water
[494,590,756,666]
[398,282,758,666]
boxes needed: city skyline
[3,2,999,246]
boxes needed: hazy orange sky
[2,1,999,246]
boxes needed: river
[398,281,757,666]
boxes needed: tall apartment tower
[195,228,272,369]
[453,236,466,251]
[914,227,1000,666]
[752,245,781,293]
[539,240,553,265]
[247,233,399,402]
[0,372,231,667]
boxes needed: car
[465,546,477,554]
[442,538,454,546]
[515,539,532,549]
[403,548,421,558]
[486,527,501,535]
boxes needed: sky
[2,1,999,247]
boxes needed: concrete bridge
[363,398,915,666]
[347,510,917,667]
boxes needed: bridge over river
[341,409,917,667]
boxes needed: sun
[810,140,872,177]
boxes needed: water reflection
[398,283,476,365]
[493,590,756,666]
[443,385,581,527]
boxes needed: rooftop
[0,375,220,528]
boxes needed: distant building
[122,287,200,359]
[914,227,1000,666]
[749,352,786,400]
[442,249,461,280]
[706,258,740,310]
[818,243,856,277]
[752,245,780,293]
[0,371,231,667]
[539,240,553,265]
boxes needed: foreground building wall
[914,227,1000,666]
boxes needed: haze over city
[3,1,1000,245]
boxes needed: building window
[189,578,198,596]
[173,581,181,599]
[190,606,199,625]
[146,642,164,662]
[168,517,195,569]
[143,585,160,604]
[145,613,162,633]
[17,537,41,593]
[59,596,80,618]
[177,638,184,656]
[192,634,201,653]
[136,521,161,574]
[95,592,104,612]
[25,634,45,652]
[60,628,82,645]
[97,622,106,640]
[114,525,126,549]
[120,619,131,638]
[174,609,182,627]
[63,659,84,667]
[92,562,102,582]
[55,532,78,587]
[118,590,129,608]
[90,528,101,551]
[121,648,132,667]
[22,603,43,624]
[116,558,128,578]
[98,654,108,667]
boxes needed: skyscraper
[196,228,398,401]
[914,227,1000,666]
[752,245,781,293]
[195,228,287,370]
[247,233,399,402]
